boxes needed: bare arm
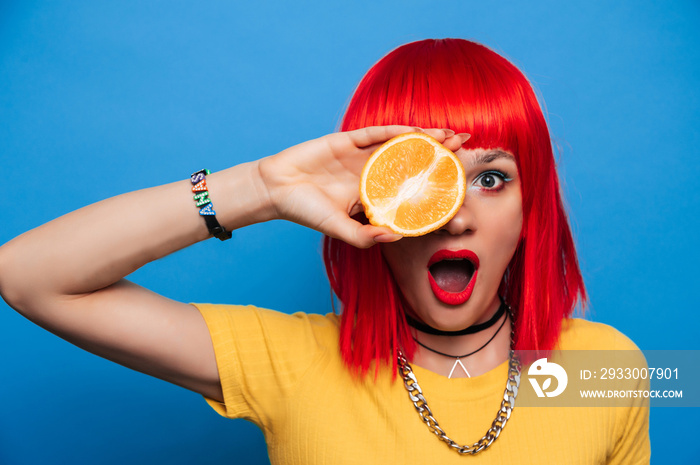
[0,127,465,402]
[0,161,268,402]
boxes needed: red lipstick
[427,249,479,305]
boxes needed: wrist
[251,158,279,223]
[201,161,277,232]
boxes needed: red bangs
[341,39,541,159]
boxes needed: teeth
[428,251,479,270]
[442,258,475,267]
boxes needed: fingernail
[374,234,403,243]
[458,133,471,143]
[442,129,455,137]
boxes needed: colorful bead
[199,203,216,216]
[190,169,210,184]
[191,179,208,192]
[194,191,211,206]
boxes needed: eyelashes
[470,170,513,192]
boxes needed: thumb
[323,213,401,248]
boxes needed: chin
[418,289,498,330]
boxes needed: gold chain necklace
[397,306,521,455]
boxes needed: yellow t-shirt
[194,304,650,464]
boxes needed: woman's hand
[257,126,469,248]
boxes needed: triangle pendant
[448,358,471,379]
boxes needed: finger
[443,133,471,152]
[456,133,471,145]
[344,125,419,148]
[322,212,398,249]
[423,128,449,142]
[373,233,403,243]
[442,135,464,152]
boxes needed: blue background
[1,1,698,464]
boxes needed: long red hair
[323,39,586,376]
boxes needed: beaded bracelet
[190,169,232,241]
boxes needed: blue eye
[472,170,511,191]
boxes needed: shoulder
[556,318,641,351]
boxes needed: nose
[437,200,475,236]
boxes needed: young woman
[0,38,649,463]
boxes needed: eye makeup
[470,169,513,192]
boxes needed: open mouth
[427,250,479,305]
[429,259,475,293]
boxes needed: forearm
[0,160,271,310]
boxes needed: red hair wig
[323,38,586,377]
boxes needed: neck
[405,296,507,336]
[410,297,512,378]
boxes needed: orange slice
[360,132,466,236]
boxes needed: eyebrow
[469,150,516,167]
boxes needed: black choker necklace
[412,309,509,378]
[404,296,507,336]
